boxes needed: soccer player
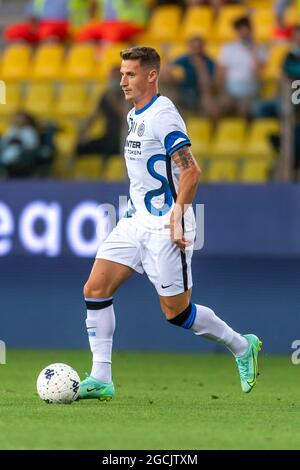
[79,47,261,401]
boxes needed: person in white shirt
[218,16,266,118]
[78,46,262,401]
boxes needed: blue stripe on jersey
[165,155,189,292]
[168,140,191,156]
[134,94,160,115]
[164,131,191,154]
[144,154,173,216]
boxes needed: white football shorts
[96,216,195,296]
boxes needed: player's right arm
[151,102,201,250]
[172,145,201,208]
[170,145,201,250]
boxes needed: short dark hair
[233,16,251,30]
[120,46,161,73]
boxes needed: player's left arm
[170,145,201,250]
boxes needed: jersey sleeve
[152,107,191,156]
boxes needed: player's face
[120,60,154,102]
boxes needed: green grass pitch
[0,350,299,450]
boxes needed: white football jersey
[124,94,196,232]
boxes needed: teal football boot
[235,334,262,393]
[79,374,115,401]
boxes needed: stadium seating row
[54,154,273,183]
[136,4,298,44]
[0,43,127,81]
[48,115,279,183]
[0,112,279,163]
[187,117,279,161]
[0,81,105,118]
[57,155,127,182]
[0,41,290,83]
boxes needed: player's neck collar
[134,94,160,115]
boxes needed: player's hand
[170,207,192,252]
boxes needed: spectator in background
[163,36,218,120]
[269,24,300,172]
[76,67,125,167]
[217,16,266,119]
[255,23,300,117]
[0,111,40,178]
[282,24,300,78]
[76,0,148,43]
[4,0,95,44]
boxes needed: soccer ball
[36,363,80,404]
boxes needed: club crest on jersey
[137,122,145,137]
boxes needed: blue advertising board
[0,182,299,353]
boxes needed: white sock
[85,298,115,383]
[191,304,248,356]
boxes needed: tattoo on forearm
[172,146,196,170]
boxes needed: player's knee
[83,280,112,299]
[166,303,197,329]
[160,296,190,320]
[161,303,181,320]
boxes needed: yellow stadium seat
[24,83,55,117]
[54,117,78,136]
[206,160,238,182]
[206,43,220,61]
[54,83,92,118]
[252,9,275,43]
[0,44,31,80]
[140,5,182,42]
[105,156,126,181]
[187,117,212,160]
[0,117,9,135]
[240,160,271,182]
[261,81,279,100]
[64,44,96,79]
[244,118,279,160]
[261,44,289,81]
[284,5,300,25]
[31,44,64,79]
[55,132,77,158]
[53,119,78,164]
[73,156,103,180]
[209,118,247,158]
[96,43,128,80]
[214,6,247,42]
[85,118,106,139]
[248,0,273,8]
[167,43,187,62]
[261,44,288,98]
[182,7,213,41]
[0,82,22,116]
[52,156,73,179]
